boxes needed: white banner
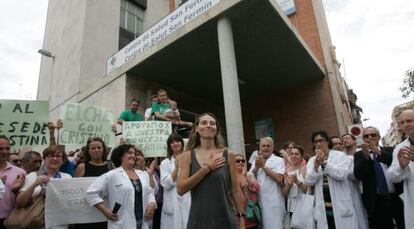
[107,0,220,74]
[59,103,116,148]
[45,178,106,228]
[123,121,172,157]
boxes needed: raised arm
[176,151,210,196]
[388,146,411,182]
[305,156,322,186]
[160,159,178,190]
[323,152,350,181]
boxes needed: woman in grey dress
[177,113,245,229]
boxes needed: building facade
[382,100,414,147]
[37,0,357,156]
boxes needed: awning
[112,0,325,104]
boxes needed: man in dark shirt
[354,126,404,229]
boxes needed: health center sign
[107,0,220,74]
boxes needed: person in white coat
[249,137,285,229]
[341,134,368,229]
[87,144,157,229]
[160,133,191,229]
[306,130,358,229]
[388,109,414,229]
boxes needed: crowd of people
[1,93,414,229]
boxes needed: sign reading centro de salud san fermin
[106,0,296,74]
[107,0,220,74]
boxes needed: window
[177,0,189,7]
[120,0,144,37]
[119,0,145,49]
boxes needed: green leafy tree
[400,68,414,98]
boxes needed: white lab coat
[159,157,191,229]
[87,167,156,229]
[346,155,368,229]
[305,150,358,229]
[249,154,285,229]
[388,138,414,228]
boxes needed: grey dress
[187,150,237,229]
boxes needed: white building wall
[37,0,88,111]
[38,0,170,118]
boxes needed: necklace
[131,179,141,192]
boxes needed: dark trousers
[152,202,162,229]
[371,194,405,229]
[0,218,4,229]
[327,215,336,229]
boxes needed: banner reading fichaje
[123,121,172,157]
[45,177,106,228]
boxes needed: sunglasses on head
[363,133,377,138]
[235,159,246,164]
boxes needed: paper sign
[255,118,275,141]
[45,177,106,228]
[59,103,115,147]
[123,121,172,157]
[0,100,49,148]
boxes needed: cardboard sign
[123,121,172,157]
[45,178,106,228]
[59,103,115,147]
[0,100,49,148]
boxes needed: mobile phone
[112,202,121,214]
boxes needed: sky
[0,0,413,136]
[323,0,414,134]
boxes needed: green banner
[59,103,115,147]
[123,121,172,157]
[0,100,49,148]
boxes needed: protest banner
[59,103,115,148]
[0,100,49,148]
[123,121,172,157]
[45,177,106,228]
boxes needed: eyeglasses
[313,139,327,144]
[363,133,378,138]
[12,159,21,164]
[0,147,11,151]
[235,159,246,164]
[47,154,63,159]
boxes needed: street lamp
[38,49,54,58]
[37,49,55,103]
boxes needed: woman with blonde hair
[235,154,260,228]
[177,113,245,229]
